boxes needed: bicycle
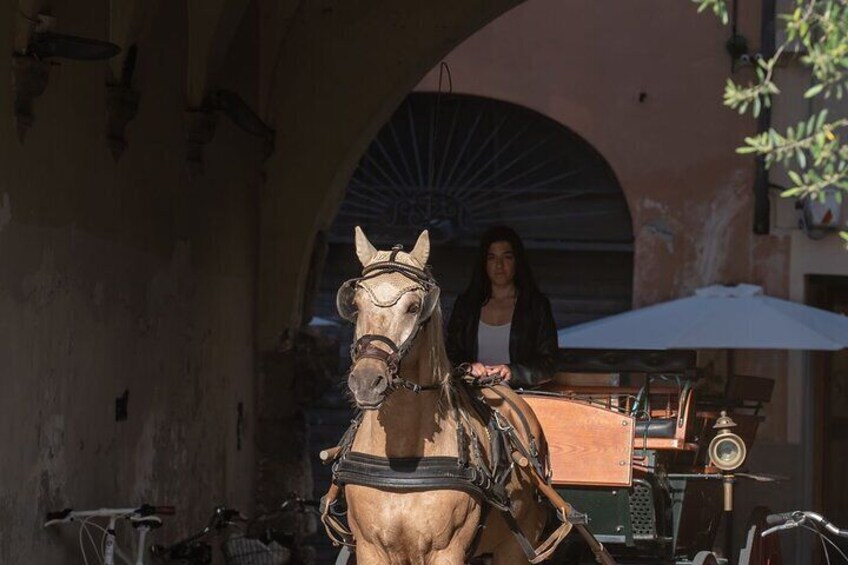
[44,503,175,565]
[151,495,319,565]
[762,510,848,563]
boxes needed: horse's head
[337,227,440,409]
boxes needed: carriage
[520,348,781,565]
[322,230,795,565]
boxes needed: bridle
[337,245,442,395]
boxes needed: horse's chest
[347,486,481,552]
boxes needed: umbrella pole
[726,350,735,380]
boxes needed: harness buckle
[493,411,514,433]
[402,381,422,393]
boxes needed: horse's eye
[407,302,420,314]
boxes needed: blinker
[335,260,439,324]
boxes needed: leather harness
[321,368,592,563]
[323,248,614,564]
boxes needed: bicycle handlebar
[150,505,243,558]
[762,511,848,539]
[45,509,72,523]
[139,504,176,516]
[278,496,319,513]
[44,504,176,526]
[765,512,799,526]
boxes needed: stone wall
[0,1,264,561]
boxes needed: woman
[446,226,558,387]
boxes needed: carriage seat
[633,418,676,438]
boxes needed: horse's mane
[421,303,456,407]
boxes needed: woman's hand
[469,362,511,383]
[485,364,512,383]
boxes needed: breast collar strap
[333,453,495,499]
[329,385,514,511]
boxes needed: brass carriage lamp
[709,411,748,517]
[709,411,747,472]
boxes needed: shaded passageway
[306,90,634,559]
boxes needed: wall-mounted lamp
[796,188,842,240]
[13,13,120,143]
[185,90,275,177]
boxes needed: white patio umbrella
[558,284,848,351]
[308,316,340,327]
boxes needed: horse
[322,227,573,565]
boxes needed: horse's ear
[354,226,377,266]
[409,230,430,266]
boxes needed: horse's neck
[352,343,458,458]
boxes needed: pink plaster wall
[416,0,791,307]
[415,0,792,442]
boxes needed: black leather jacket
[446,290,558,387]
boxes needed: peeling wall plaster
[690,171,750,288]
[642,219,675,254]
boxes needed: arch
[319,92,634,328]
[334,92,632,247]
[257,0,529,347]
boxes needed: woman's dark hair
[462,225,539,307]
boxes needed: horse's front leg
[352,542,393,565]
[425,548,472,565]
[353,545,469,565]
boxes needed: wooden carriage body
[521,349,774,564]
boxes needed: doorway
[806,275,848,559]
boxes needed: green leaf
[736,146,759,154]
[817,109,830,129]
[805,84,824,98]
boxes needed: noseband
[350,333,439,393]
[340,246,441,395]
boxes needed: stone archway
[320,92,634,327]
[305,93,633,560]
[257,0,530,349]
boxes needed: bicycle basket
[222,537,291,565]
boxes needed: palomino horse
[321,227,579,564]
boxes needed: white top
[477,320,511,365]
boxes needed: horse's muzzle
[348,360,390,410]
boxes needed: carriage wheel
[739,506,783,565]
[692,550,720,565]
